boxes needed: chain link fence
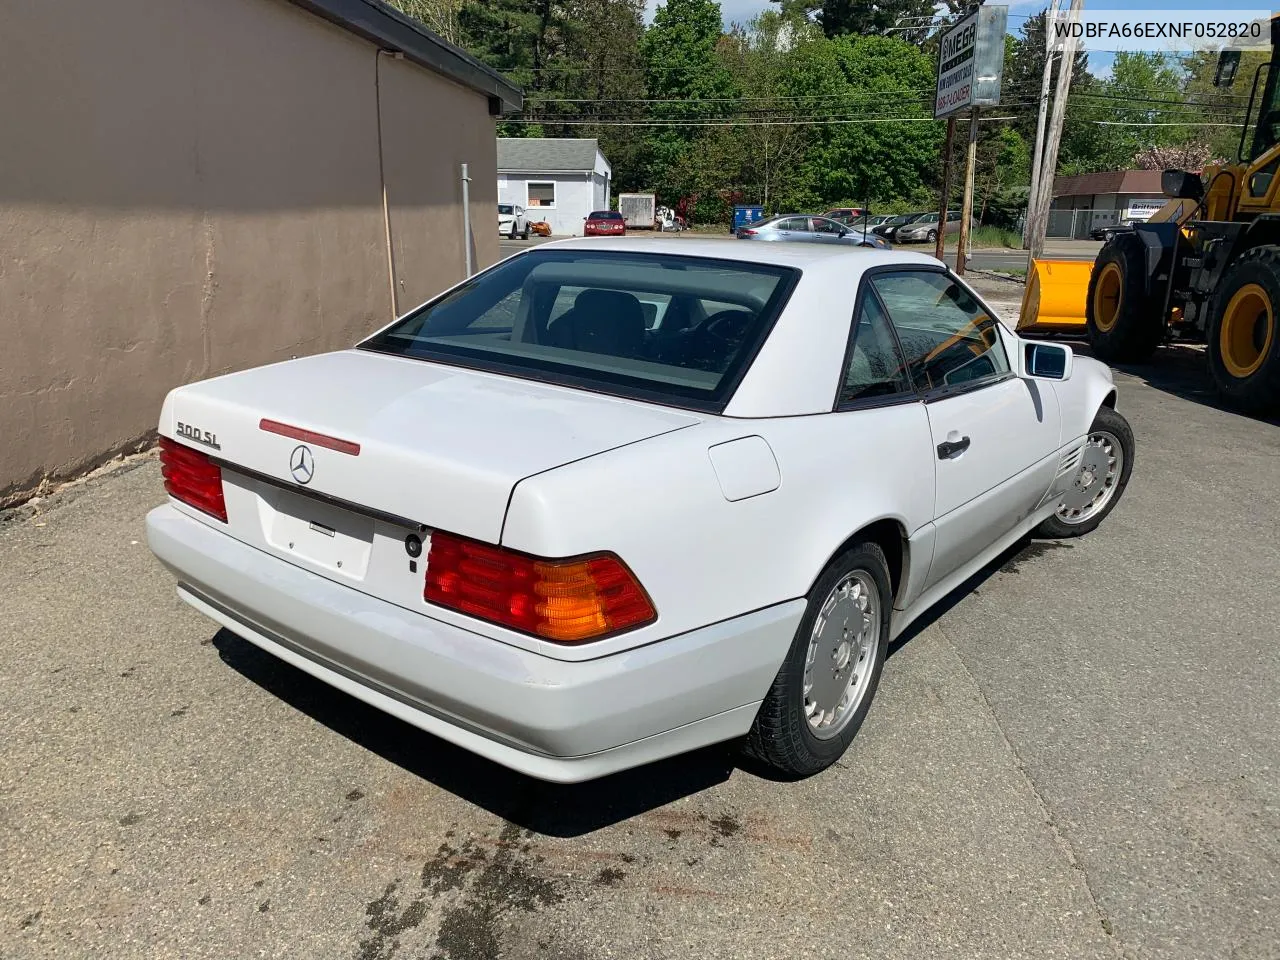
[1045,208,1161,239]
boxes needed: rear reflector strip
[259,419,361,456]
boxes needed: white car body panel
[501,401,937,654]
[922,378,1062,587]
[148,237,1124,781]
[159,350,698,544]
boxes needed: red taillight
[741,229,757,236]
[159,437,227,522]
[424,531,655,643]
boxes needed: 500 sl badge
[175,421,221,450]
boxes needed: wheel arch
[1236,215,1280,258]
[812,517,909,608]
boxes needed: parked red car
[584,210,626,236]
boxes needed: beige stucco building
[0,0,520,504]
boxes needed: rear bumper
[146,505,801,782]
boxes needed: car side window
[777,217,808,232]
[871,271,1010,394]
[811,218,842,234]
[839,293,912,405]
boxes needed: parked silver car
[736,215,891,249]
[895,210,977,244]
[870,212,929,242]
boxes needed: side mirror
[1020,340,1073,381]
[1162,169,1204,200]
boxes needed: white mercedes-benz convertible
[147,239,1134,783]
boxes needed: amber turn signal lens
[424,532,655,643]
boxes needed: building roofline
[499,168,597,175]
[286,0,522,113]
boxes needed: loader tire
[1206,245,1280,415]
[1086,233,1165,362]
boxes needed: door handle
[937,436,971,459]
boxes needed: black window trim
[866,263,1016,404]
[356,247,803,416]
[832,266,921,413]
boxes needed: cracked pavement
[2,347,1278,959]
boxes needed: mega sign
[935,5,1009,118]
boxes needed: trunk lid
[161,349,700,545]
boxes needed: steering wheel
[700,309,753,345]
[677,309,754,371]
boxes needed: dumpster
[732,205,765,233]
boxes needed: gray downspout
[461,163,473,277]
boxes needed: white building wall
[497,172,595,236]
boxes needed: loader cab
[1230,17,1280,214]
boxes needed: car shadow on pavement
[211,630,736,837]
[208,536,1072,819]
[1041,337,1280,427]
[886,534,1069,659]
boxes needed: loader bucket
[1016,259,1093,334]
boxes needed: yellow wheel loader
[1018,18,1280,414]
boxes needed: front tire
[509,222,518,239]
[744,541,891,778]
[1206,244,1280,414]
[1036,405,1135,539]
[926,229,938,244]
[1086,233,1165,362]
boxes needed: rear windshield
[498,204,514,215]
[359,250,799,411]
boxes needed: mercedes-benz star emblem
[289,444,315,485]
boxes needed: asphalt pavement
[3,333,1279,959]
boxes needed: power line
[1093,120,1245,126]
[503,115,1019,127]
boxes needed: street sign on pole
[935,5,1008,119]
[936,5,1007,272]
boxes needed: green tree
[817,0,939,41]
[546,0,649,183]
[387,0,464,45]
[1183,48,1262,162]
[713,11,824,210]
[791,34,943,208]
[1065,52,1191,172]
[639,0,737,203]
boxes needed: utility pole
[1027,0,1084,265]
[1024,0,1062,248]
[935,117,956,261]
[956,107,979,276]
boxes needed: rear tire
[522,223,530,240]
[1086,233,1165,362]
[744,542,891,778]
[927,229,938,244]
[1036,405,1135,539]
[1206,244,1280,415]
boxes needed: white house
[497,138,612,236]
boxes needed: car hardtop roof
[531,236,943,271]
